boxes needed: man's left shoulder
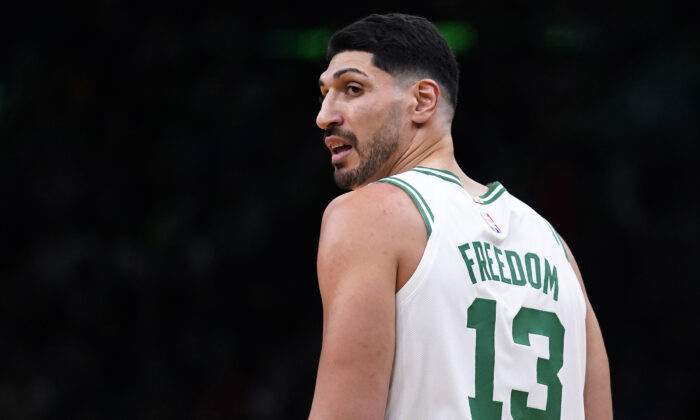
[321,182,420,233]
[319,182,426,260]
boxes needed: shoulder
[311,185,406,418]
[321,181,424,237]
[502,190,540,220]
[318,181,427,268]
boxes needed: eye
[345,83,362,96]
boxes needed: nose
[316,95,343,130]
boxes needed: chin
[333,159,357,175]
[333,167,361,190]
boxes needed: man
[310,13,612,420]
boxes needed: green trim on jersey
[415,166,462,182]
[379,176,434,237]
[478,182,507,204]
[412,167,463,187]
[544,219,568,259]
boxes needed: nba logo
[480,212,502,233]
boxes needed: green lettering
[459,243,478,284]
[467,298,504,419]
[494,246,510,284]
[543,259,559,301]
[472,242,491,281]
[483,243,499,281]
[525,253,542,289]
[506,251,526,286]
[511,308,564,419]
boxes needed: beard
[330,107,401,190]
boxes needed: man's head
[317,13,460,190]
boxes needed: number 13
[467,298,565,420]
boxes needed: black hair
[327,13,460,109]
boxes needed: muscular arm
[309,184,423,419]
[562,240,613,419]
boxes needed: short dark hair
[327,13,460,110]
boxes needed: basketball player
[309,14,612,419]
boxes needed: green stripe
[545,220,568,258]
[480,185,506,204]
[413,166,461,184]
[415,166,461,182]
[479,182,503,200]
[386,177,434,221]
[378,178,433,237]
[412,168,463,187]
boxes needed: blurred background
[0,1,698,418]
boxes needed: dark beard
[333,108,400,190]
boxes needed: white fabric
[384,169,587,420]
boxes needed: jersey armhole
[377,176,434,237]
[377,175,439,305]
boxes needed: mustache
[324,126,358,148]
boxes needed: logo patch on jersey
[480,212,502,233]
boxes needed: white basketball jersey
[379,167,587,420]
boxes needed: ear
[410,79,440,124]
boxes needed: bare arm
[562,239,613,419]
[309,184,420,419]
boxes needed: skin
[309,51,612,419]
[563,239,614,419]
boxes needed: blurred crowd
[0,2,697,418]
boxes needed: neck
[390,131,454,174]
[384,130,488,198]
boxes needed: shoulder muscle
[310,182,425,419]
[318,181,427,295]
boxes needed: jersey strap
[411,166,463,187]
[475,181,507,204]
[378,176,434,237]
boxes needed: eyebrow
[318,67,369,87]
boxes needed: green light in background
[437,22,477,55]
[546,25,579,49]
[269,22,476,60]
[297,28,333,60]
[545,24,597,53]
[268,27,332,61]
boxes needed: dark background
[1,1,698,419]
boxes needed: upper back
[380,166,587,420]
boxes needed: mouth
[324,136,354,164]
[331,144,353,164]
[331,144,352,154]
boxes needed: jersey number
[467,298,565,420]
